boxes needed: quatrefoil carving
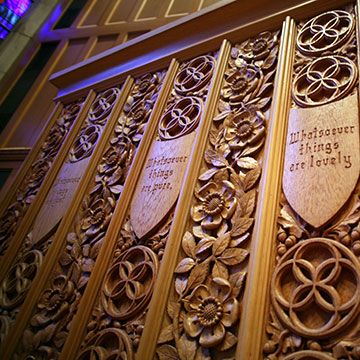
[297,10,354,55]
[89,88,120,124]
[271,238,360,338]
[292,55,357,107]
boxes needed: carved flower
[222,65,261,105]
[32,275,75,327]
[81,196,114,241]
[191,181,237,230]
[27,159,50,189]
[237,31,277,61]
[183,277,239,348]
[134,73,159,98]
[224,106,266,150]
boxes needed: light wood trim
[0,39,69,148]
[0,103,63,218]
[0,79,134,360]
[59,59,179,360]
[137,39,232,359]
[236,17,296,360]
[0,90,96,283]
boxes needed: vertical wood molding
[0,103,63,218]
[59,59,180,360]
[0,79,134,360]
[137,39,232,360]
[0,90,96,282]
[236,16,296,360]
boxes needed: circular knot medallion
[292,55,357,107]
[297,10,354,55]
[174,55,215,95]
[102,245,159,320]
[271,238,360,338]
[89,88,120,124]
[158,96,202,140]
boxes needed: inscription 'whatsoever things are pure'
[288,125,355,172]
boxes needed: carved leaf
[212,232,231,256]
[195,346,211,360]
[218,248,248,266]
[182,231,196,258]
[156,344,179,360]
[212,259,229,279]
[66,232,78,245]
[230,232,250,247]
[204,149,228,167]
[243,166,262,191]
[22,330,35,352]
[218,331,238,351]
[232,218,254,237]
[70,262,81,283]
[157,324,174,344]
[240,189,256,218]
[213,110,231,122]
[237,157,258,169]
[240,138,265,158]
[178,334,197,360]
[59,252,73,266]
[71,242,81,260]
[218,99,231,113]
[256,96,271,110]
[229,271,247,298]
[209,129,218,146]
[198,168,219,181]
[186,259,210,291]
[278,205,303,238]
[174,258,195,273]
[167,301,177,318]
[195,238,214,258]
[175,275,188,296]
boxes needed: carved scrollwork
[297,11,354,55]
[89,88,121,124]
[174,55,215,95]
[272,238,360,339]
[102,245,159,320]
[283,350,336,360]
[292,55,357,107]
[77,328,134,360]
[158,97,202,140]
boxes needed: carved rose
[183,277,239,348]
[237,31,277,61]
[81,196,114,240]
[27,159,50,190]
[31,275,75,327]
[191,180,237,230]
[224,106,266,150]
[134,73,159,97]
[222,65,261,105]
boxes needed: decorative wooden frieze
[153,30,280,359]
[0,100,84,258]
[264,6,360,359]
[76,53,218,359]
[11,72,166,359]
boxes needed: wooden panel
[136,0,170,20]
[80,0,114,27]
[167,0,194,16]
[108,0,140,23]
[88,35,119,57]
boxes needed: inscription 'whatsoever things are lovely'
[288,125,355,171]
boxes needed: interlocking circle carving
[283,350,336,360]
[297,10,354,55]
[174,55,215,95]
[102,245,159,320]
[292,55,357,107]
[271,238,360,338]
[158,96,202,140]
[69,124,102,162]
[77,328,133,360]
[0,250,43,309]
[89,88,120,124]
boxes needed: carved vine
[154,31,279,359]
[264,6,360,359]
[12,72,166,359]
[0,100,84,258]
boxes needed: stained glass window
[0,0,32,40]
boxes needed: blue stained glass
[0,0,32,40]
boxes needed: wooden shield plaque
[31,158,90,243]
[130,132,195,239]
[283,95,360,228]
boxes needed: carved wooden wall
[0,1,359,359]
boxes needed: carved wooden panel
[12,72,166,359]
[75,53,217,359]
[0,100,84,258]
[154,30,280,359]
[0,88,122,349]
[264,5,360,359]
